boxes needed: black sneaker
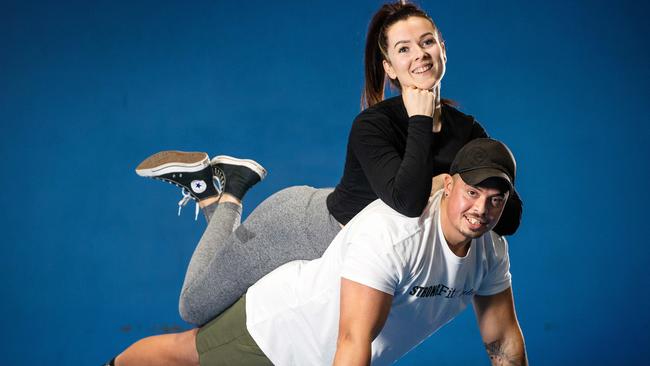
[210,155,267,201]
[135,151,221,217]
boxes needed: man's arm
[473,287,528,366]
[333,278,393,366]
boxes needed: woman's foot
[135,151,221,217]
[211,155,267,201]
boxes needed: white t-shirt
[246,190,512,366]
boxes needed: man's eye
[467,190,477,197]
[398,46,409,53]
[491,197,504,207]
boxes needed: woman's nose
[413,45,429,60]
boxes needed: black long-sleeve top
[326,96,522,236]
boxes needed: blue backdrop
[2,0,649,364]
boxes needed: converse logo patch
[191,180,207,194]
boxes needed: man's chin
[461,227,489,239]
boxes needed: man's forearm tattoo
[484,340,525,366]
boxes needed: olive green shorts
[195,295,272,366]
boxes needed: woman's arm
[349,88,441,218]
[350,111,434,217]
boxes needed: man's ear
[383,59,397,80]
[442,174,453,197]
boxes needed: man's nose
[473,196,488,216]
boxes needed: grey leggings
[179,186,341,325]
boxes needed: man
[108,138,528,366]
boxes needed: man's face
[442,175,509,245]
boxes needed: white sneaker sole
[211,155,268,180]
[136,151,210,177]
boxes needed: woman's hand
[402,86,435,118]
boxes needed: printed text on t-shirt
[408,284,475,299]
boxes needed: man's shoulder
[343,199,429,246]
[353,199,422,226]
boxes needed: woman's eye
[422,38,435,47]
[398,46,409,53]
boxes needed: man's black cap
[449,138,516,192]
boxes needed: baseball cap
[449,138,516,192]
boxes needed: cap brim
[459,168,513,192]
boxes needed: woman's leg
[179,198,241,321]
[109,185,337,364]
[179,186,341,325]
[135,151,341,326]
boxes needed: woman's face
[382,16,446,90]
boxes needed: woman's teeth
[413,64,433,74]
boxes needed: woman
[136,1,521,328]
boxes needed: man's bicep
[338,277,393,342]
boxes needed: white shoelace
[177,188,200,220]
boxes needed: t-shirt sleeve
[340,229,405,296]
[349,112,433,217]
[476,232,512,296]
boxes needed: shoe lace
[177,188,200,220]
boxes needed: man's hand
[333,278,393,366]
[473,288,528,366]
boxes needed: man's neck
[446,239,471,257]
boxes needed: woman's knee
[179,298,192,324]
[179,290,207,326]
